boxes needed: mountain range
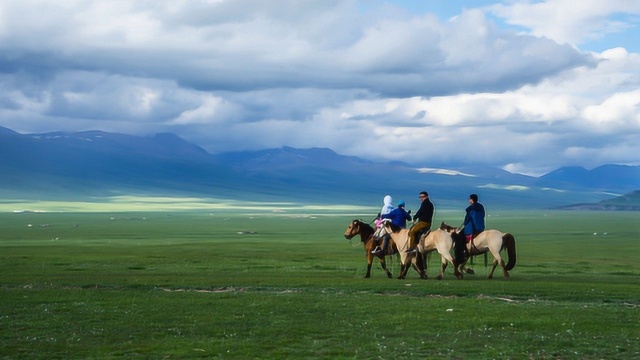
[1,126,639,210]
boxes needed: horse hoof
[466,268,475,275]
[387,273,393,279]
[436,275,443,280]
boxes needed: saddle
[407,223,431,238]
[417,228,431,241]
[466,231,484,254]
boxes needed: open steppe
[1,202,638,359]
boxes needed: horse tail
[502,233,517,271]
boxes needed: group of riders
[371,191,486,260]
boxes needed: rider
[406,191,434,255]
[463,193,485,254]
[372,200,411,255]
[372,195,394,254]
[379,195,394,219]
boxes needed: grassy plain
[0,203,639,359]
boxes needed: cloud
[582,89,640,131]
[0,0,639,176]
[489,0,640,46]
[0,1,590,96]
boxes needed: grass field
[1,206,639,359]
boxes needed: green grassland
[1,207,639,359]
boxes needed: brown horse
[444,223,517,279]
[344,219,397,278]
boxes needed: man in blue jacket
[463,193,485,253]
[373,200,411,255]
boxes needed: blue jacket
[386,207,412,228]
[464,202,485,236]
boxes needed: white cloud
[171,94,237,125]
[489,0,640,46]
[416,168,476,177]
[582,90,640,131]
[0,0,639,175]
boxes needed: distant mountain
[0,127,19,135]
[0,127,249,200]
[556,190,640,210]
[1,126,639,208]
[537,165,640,191]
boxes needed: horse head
[344,219,361,239]
[440,223,467,257]
[439,222,456,232]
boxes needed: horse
[377,220,461,280]
[443,223,517,279]
[417,222,462,280]
[343,219,397,278]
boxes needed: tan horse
[343,219,397,278]
[373,220,424,279]
[417,222,462,280]
[444,223,517,279]
[377,220,461,280]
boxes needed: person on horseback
[372,195,394,254]
[406,191,434,255]
[379,195,394,219]
[372,200,411,255]
[463,193,485,255]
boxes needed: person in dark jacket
[406,191,434,254]
[372,200,411,255]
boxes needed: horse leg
[398,260,411,279]
[436,255,447,280]
[421,253,428,279]
[488,248,505,279]
[489,247,510,278]
[397,263,405,279]
[379,257,393,278]
[459,259,474,275]
[436,243,458,280]
[455,262,464,279]
[413,253,427,279]
[488,259,499,279]
[365,253,373,278]
[465,265,475,275]
[500,258,510,278]
[411,259,426,279]
[445,253,462,280]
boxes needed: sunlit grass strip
[0,195,375,213]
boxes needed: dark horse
[344,219,397,278]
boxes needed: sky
[1,0,639,176]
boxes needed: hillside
[556,190,640,211]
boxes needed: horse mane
[353,219,375,240]
[439,222,458,232]
[355,219,373,231]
